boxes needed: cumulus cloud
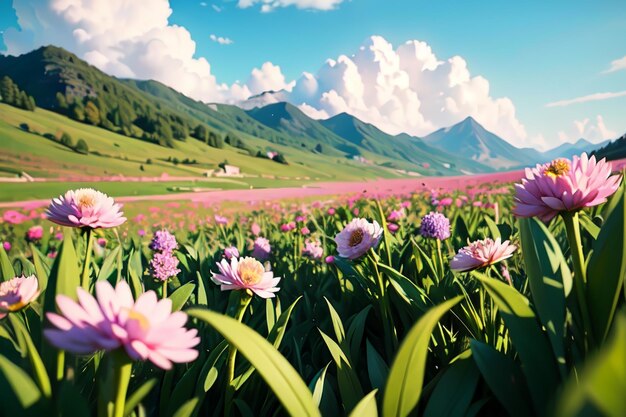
[248,36,527,145]
[2,0,250,103]
[212,4,223,12]
[545,90,626,107]
[558,115,616,144]
[603,55,626,74]
[237,0,345,12]
[246,62,294,95]
[209,34,234,45]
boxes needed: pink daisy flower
[0,275,40,319]
[44,281,199,370]
[513,153,621,222]
[46,188,127,229]
[211,256,280,298]
[450,238,517,272]
[334,218,383,260]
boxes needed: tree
[71,102,85,121]
[84,101,100,125]
[193,124,208,142]
[56,92,68,111]
[0,76,15,104]
[60,132,74,148]
[75,139,89,155]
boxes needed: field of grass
[0,103,408,182]
[0,177,315,202]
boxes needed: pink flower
[97,238,107,247]
[211,257,280,298]
[325,255,335,264]
[224,246,240,260]
[2,242,11,251]
[0,275,40,319]
[334,218,383,260]
[46,188,127,229]
[44,281,199,370]
[280,222,296,232]
[300,226,310,235]
[327,208,336,216]
[214,215,228,225]
[438,197,453,207]
[251,222,261,236]
[26,225,44,242]
[513,153,622,222]
[3,210,28,225]
[387,223,399,233]
[302,239,323,260]
[387,209,405,222]
[450,238,517,272]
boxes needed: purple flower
[138,229,146,237]
[2,242,11,252]
[420,212,450,240]
[325,255,335,264]
[149,230,178,253]
[224,246,240,260]
[149,252,181,281]
[387,223,399,233]
[252,237,271,261]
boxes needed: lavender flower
[149,230,178,253]
[224,246,240,260]
[149,252,181,281]
[420,212,450,240]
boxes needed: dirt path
[0,170,526,209]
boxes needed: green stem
[224,293,252,416]
[162,280,168,299]
[436,239,444,280]
[81,228,93,290]
[562,211,594,350]
[111,351,132,417]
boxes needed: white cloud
[603,55,626,74]
[545,90,626,107]
[209,34,233,45]
[238,0,345,12]
[212,4,222,12]
[200,2,208,6]
[558,115,616,144]
[250,36,527,145]
[246,62,294,95]
[2,0,250,103]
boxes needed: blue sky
[1,0,625,149]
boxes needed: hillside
[592,133,626,161]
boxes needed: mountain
[542,138,610,161]
[320,112,489,173]
[422,116,542,169]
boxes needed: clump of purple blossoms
[252,237,271,261]
[149,230,178,253]
[149,252,181,282]
[420,212,450,240]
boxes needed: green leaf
[423,353,479,417]
[57,381,90,417]
[44,233,81,311]
[518,217,570,376]
[556,312,626,417]
[9,315,51,398]
[579,211,600,239]
[474,273,560,414]
[0,353,42,409]
[172,398,200,417]
[483,215,501,239]
[311,363,331,407]
[470,340,534,417]
[319,329,364,413]
[169,282,196,311]
[587,185,626,342]
[366,340,388,391]
[187,308,321,417]
[349,389,378,417]
[382,295,463,417]
[124,378,158,417]
[97,245,121,282]
[0,245,16,281]
[30,244,50,293]
[199,340,228,393]
[324,297,346,346]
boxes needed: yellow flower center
[238,257,265,285]
[75,189,99,208]
[348,229,364,247]
[126,309,150,330]
[545,160,570,178]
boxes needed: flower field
[0,153,625,417]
